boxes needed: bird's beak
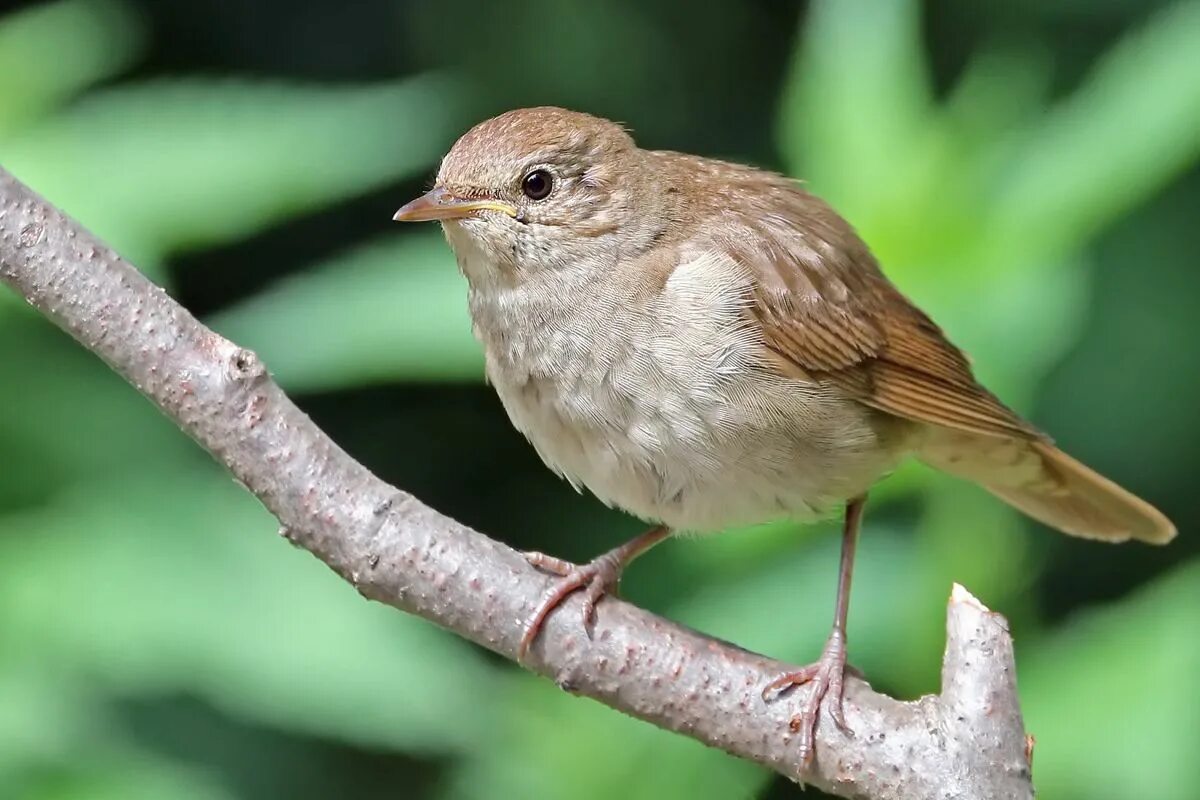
[392,187,518,222]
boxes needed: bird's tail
[918,429,1176,544]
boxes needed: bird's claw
[762,630,853,766]
[518,550,624,660]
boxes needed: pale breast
[466,247,910,531]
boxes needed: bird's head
[394,107,664,283]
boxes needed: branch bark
[0,166,1033,799]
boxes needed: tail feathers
[919,431,1176,545]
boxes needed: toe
[826,669,850,733]
[761,650,855,768]
[796,697,822,766]
[581,576,609,636]
[761,665,818,701]
[524,551,574,576]
[519,571,591,660]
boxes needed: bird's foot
[517,548,627,660]
[761,629,853,767]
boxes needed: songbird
[393,107,1175,764]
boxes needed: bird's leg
[761,494,866,767]
[518,525,671,660]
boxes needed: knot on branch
[227,345,266,383]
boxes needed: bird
[392,106,1176,765]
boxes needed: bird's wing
[718,187,1041,441]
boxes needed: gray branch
[0,166,1033,799]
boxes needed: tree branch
[0,166,1033,799]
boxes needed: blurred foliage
[1,0,1198,799]
[212,235,479,388]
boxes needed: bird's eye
[521,169,553,201]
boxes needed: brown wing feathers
[865,301,1041,440]
[742,196,1036,441]
[732,182,1174,544]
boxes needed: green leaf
[1021,562,1200,799]
[0,658,235,800]
[1,75,465,269]
[942,45,1053,148]
[0,659,103,774]
[778,0,932,223]
[8,752,236,800]
[984,1,1200,262]
[0,319,200,500]
[210,233,482,389]
[0,0,144,136]
[0,466,496,754]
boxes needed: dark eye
[521,169,553,201]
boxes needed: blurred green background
[1,0,1198,797]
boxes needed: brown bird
[393,107,1175,764]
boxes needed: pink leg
[518,525,671,660]
[762,495,866,767]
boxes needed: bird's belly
[488,364,907,532]
[468,250,910,532]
